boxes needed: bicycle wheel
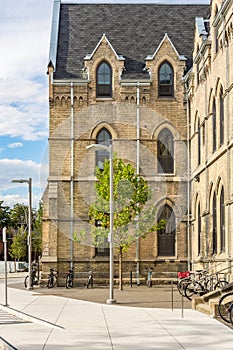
[24,275,29,288]
[185,281,203,300]
[218,292,233,323]
[215,280,229,290]
[48,275,56,288]
[66,275,70,289]
[177,279,190,297]
[229,303,233,325]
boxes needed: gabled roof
[52,2,209,80]
[83,34,125,61]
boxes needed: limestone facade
[41,0,219,283]
[188,0,233,278]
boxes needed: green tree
[89,157,163,290]
[10,203,29,229]
[32,201,43,260]
[9,227,27,261]
[0,200,11,229]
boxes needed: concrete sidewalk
[0,281,233,349]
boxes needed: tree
[89,157,163,290]
[9,227,27,261]
[10,203,29,229]
[0,201,11,229]
[32,201,43,260]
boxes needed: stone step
[195,297,219,317]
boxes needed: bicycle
[184,270,229,301]
[66,268,74,289]
[24,268,39,288]
[177,271,191,297]
[47,268,57,288]
[218,291,233,324]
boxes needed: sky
[0,0,210,210]
[0,0,53,209]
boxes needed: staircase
[193,282,233,318]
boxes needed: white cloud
[8,143,23,149]
[0,158,48,207]
[0,1,51,142]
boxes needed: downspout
[225,28,232,272]
[70,82,74,268]
[136,82,140,285]
[186,94,191,272]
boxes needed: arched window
[157,204,176,256]
[96,128,112,169]
[158,61,174,97]
[198,202,201,256]
[197,118,201,166]
[212,99,216,152]
[220,188,225,253]
[96,62,112,97]
[158,128,174,174]
[212,192,217,255]
[220,88,224,146]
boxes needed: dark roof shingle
[54,3,209,79]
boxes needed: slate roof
[54,3,209,80]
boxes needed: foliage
[10,203,29,229]
[0,200,43,261]
[32,201,43,259]
[88,157,165,290]
[89,157,151,252]
[9,227,27,261]
[0,201,11,229]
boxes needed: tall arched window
[96,128,112,169]
[220,187,225,253]
[158,128,174,174]
[220,88,224,146]
[212,192,217,255]
[212,99,216,152]
[158,61,174,97]
[198,202,201,256]
[197,118,201,166]
[96,62,112,97]
[157,204,176,256]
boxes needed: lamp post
[86,143,116,304]
[11,178,33,290]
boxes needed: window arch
[220,88,224,146]
[212,99,216,152]
[220,187,225,253]
[197,118,201,166]
[158,61,174,97]
[212,192,217,255]
[157,204,176,256]
[96,128,112,169]
[157,128,174,174]
[96,62,112,97]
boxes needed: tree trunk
[119,247,123,290]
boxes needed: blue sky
[0,0,210,209]
[0,0,52,208]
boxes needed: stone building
[187,0,233,276]
[42,0,211,283]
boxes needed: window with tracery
[96,128,112,169]
[158,128,174,174]
[96,62,112,97]
[158,61,174,97]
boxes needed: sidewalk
[0,276,233,349]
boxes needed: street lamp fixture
[11,178,33,290]
[86,143,116,304]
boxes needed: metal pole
[3,227,8,306]
[136,82,140,286]
[171,280,174,311]
[107,144,116,304]
[28,178,33,290]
